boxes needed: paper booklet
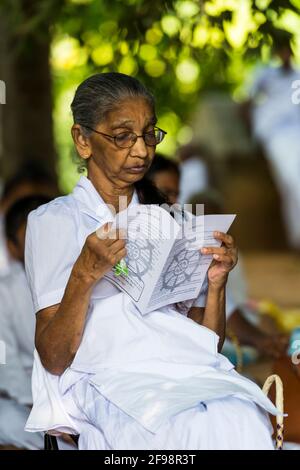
[104,204,236,315]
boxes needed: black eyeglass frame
[82,125,167,148]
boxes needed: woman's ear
[71,124,92,160]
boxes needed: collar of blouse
[72,175,139,225]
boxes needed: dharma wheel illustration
[162,248,200,292]
[126,238,155,277]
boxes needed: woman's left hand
[201,232,238,289]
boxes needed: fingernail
[201,248,208,254]
[213,254,220,260]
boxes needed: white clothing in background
[251,66,300,143]
[0,263,34,404]
[179,157,209,205]
[0,397,43,450]
[0,262,43,449]
[251,65,300,248]
[264,129,300,247]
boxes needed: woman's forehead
[104,97,156,128]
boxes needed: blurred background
[1,0,300,293]
[1,0,300,448]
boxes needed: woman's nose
[130,135,149,159]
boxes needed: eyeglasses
[82,125,167,149]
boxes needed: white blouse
[25,175,207,314]
[24,176,278,435]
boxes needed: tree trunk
[0,1,56,180]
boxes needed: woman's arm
[187,286,226,351]
[201,284,226,351]
[188,231,237,352]
[35,223,126,376]
[35,274,93,376]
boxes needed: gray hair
[71,72,155,134]
[70,72,155,172]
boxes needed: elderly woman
[25,73,277,450]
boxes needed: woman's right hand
[72,222,127,287]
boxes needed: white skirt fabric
[65,379,274,450]
[26,293,279,449]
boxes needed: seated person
[176,143,215,205]
[146,153,180,205]
[0,195,50,449]
[0,162,58,277]
[25,73,279,450]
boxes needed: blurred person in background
[0,195,51,449]
[148,154,288,360]
[146,153,180,205]
[249,29,300,249]
[177,143,215,205]
[0,162,59,277]
[188,190,289,361]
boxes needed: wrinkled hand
[201,232,238,289]
[72,222,127,287]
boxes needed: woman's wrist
[207,279,227,293]
[70,265,98,293]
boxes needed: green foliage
[3,1,300,190]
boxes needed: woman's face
[73,97,157,189]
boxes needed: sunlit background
[2,1,300,448]
[48,0,300,191]
[2,2,300,247]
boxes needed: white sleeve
[25,201,79,313]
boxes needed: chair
[44,433,79,450]
[262,374,284,450]
[44,433,59,450]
